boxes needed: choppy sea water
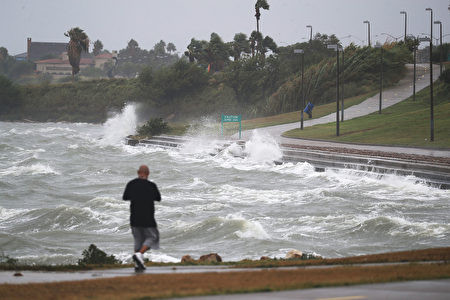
[0,105,449,265]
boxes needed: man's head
[137,165,150,179]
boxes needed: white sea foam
[0,206,29,223]
[0,163,59,176]
[244,130,282,163]
[68,144,79,149]
[101,103,138,145]
[225,213,270,240]
[147,252,180,263]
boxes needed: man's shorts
[131,226,160,251]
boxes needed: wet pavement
[0,261,443,285]
[174,279,450,300]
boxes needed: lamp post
[418,36,431,102]
[341,49,345,122]
[413,41,416,101]
[363,20,371,46]
[426,7,434,142]
[374,44,384,114]
[327,44,341,136]
[294,49,305,129]
[413,36,418,102]
[306,25,312,43]
[400,11,407,42]
[434,20,443,76]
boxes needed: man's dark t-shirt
[123,178,161,227]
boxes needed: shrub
[78,244,120,265]
[0,252,18,266]
[0,74,22,114]
[439,68,450,84]
[137,118,169,137]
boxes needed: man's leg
[138,245,149,254]
[131,227,146,271]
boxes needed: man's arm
[123,182,131,201]
[154,183,161,202]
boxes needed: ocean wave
[86,196,128,212]
[100,104,138,146]
[14,253,79,265]
[165,213,270,241]
[10,205,118,233]
[352,215,449,238]
[0,206,30,225]
[121,144,166,155]
[0,163,59,177]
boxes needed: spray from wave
[101,103,139,145]
[244,130,282,163]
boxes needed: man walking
[123,165,161,272]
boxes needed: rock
[13,272,23,277]
[199,253,222,263]
[286,249,303,259]
[260,256,271,261]
[181,255,195,263]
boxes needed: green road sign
[221,114,242,139]
[222,115,241,122]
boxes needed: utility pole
[294,49,305,129]
[328,44,340,136]
[426,7,434,142]
[400,11,407,42]
[363,20,371,47]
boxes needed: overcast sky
[2,0,449,55]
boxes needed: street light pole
[327,44,340,136]
[375,45,384,114]
[426,7,434,142]
[294,49,305,129]
[306,25,312,43]
[413,39,417,101]
[341,50,344,122]
[301,51,304,129]
[336,46,340,136]
[400,11,407,42]
[363,20,371,46]
[434,20,443,76]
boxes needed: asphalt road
[174,279,450,300]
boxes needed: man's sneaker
[132,252,146,271]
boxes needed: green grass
[283,81,450,148]
[241,91,377,130]
[177,91,378,138]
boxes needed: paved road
[238,64,449,158]
[175,279,450,300]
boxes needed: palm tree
[255,0,269,33]
[64,27,89,78]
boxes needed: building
[28,37,117,78]
[35,52,94,78]
[14,52,28,61]
[93,52,116,69]
[27,38,70,61]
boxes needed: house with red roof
[35,52,94,78]
[28,38,117,78]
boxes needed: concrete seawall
[126,135,450,189]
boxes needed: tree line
[1,0,448,123]
[0,33,423,123]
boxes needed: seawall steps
[125,136,450,189]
